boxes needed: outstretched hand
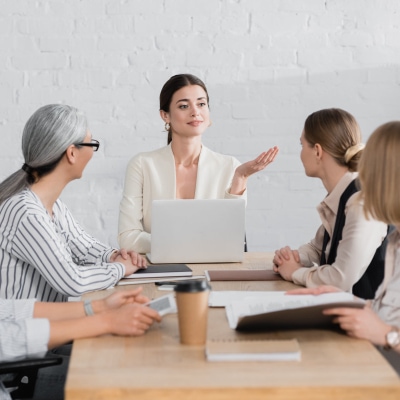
[230,146,279,195]
[235,146,279,178]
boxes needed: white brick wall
[1,0,399,251]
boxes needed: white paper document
[209,291,274,307]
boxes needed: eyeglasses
[74,139,100,152]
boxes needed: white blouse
[292,172,388,292]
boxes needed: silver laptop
[147,199,246,264]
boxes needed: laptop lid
[147,199,246,264]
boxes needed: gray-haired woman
[0,104,147,302]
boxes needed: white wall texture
[0,0,399,251]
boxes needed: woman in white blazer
[118,74,279,254]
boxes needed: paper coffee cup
[174,280,210,345]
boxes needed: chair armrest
[0,356,62,374]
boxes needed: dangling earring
[164,122,170,131]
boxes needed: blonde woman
[288,121,400,371]
[273,109,388,299]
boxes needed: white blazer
[118,144,246,253]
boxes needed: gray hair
[0,104,87,205]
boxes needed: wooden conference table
[65,253,400,400]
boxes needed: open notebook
[147,199,246,264]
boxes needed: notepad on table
[205,339,301,362]
[123,264,192,279]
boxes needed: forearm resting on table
[48,314,111,349]
[34,299,107,321]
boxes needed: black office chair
[0,356,63,399]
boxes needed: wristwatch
[384,327,400,350]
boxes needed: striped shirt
[0,189,125,302]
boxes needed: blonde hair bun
[344,143,365,164]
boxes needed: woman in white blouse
[118,74,279,254]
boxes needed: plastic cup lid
[174,279,210,293]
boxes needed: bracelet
[84,300,95,316]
